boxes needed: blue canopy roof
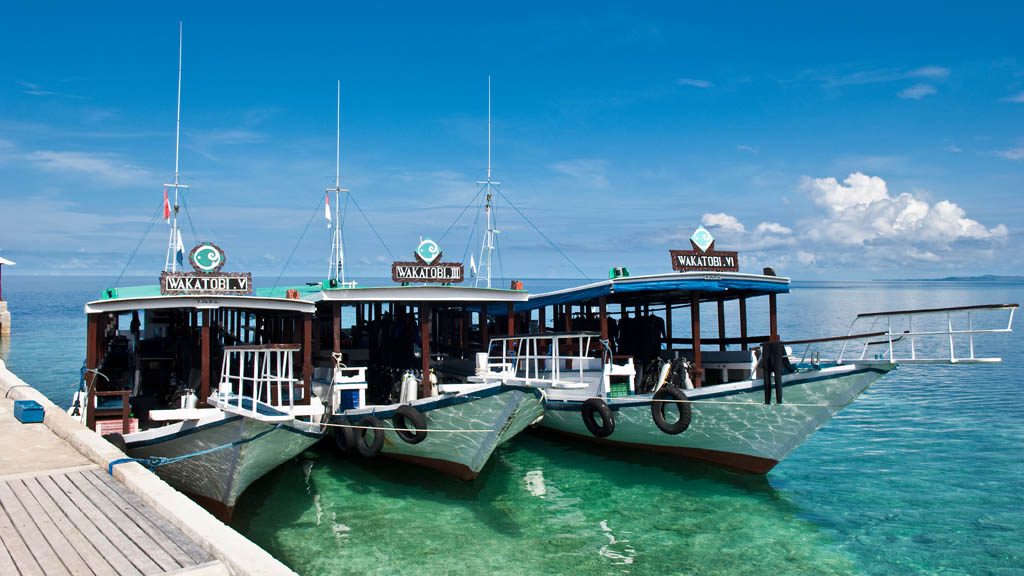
[508,271,789,314]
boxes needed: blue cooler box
[14,400,44,423]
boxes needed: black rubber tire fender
[581,398,615,438]
[393,404,428,445]
[331,416,356,454]
[355,415,386,458]
[651,387,692,435]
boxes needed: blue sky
[1,2,1022,281]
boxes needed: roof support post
[480,307,489,353]
[333,303,341,354]
[539,305,546,334]
[420,302,432,399]
[599,297,609,341]
[302,314,312,405]
[717,299,726,351]
[564,305,572,331]
[665,302,673,349]
[690,293,702,388]
[85,314,99,431]
[739,297,748,350]
[769,294,779,342]
[201,309,210,404]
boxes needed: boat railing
[792,304,1017,365]
[215,344,303,421]
[486,332,631,390]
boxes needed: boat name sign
[392,238,464,284]
[161,242,253,295]
[670,226,740,272]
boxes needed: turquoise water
[2,276,1021,575]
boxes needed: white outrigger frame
[798,303,1020,366]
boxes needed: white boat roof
[318,284,528,303]
[0,257,15,266]
[85,294,315,315]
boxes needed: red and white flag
[325,193,332,227]
[163,189,171,223]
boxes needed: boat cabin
[79,288,317,435]
[488,269,791,394]
[312,283,529,406]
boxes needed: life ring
[581,398,615,438]
[651,387,692,435]
[393,405,428,444]
[356,415,385,457]
[331,416,356,454]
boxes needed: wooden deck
[0,467,216,576]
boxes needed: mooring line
[320,421,492,433]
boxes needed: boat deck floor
[0,398,224,576]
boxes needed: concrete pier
[0,359,296,576]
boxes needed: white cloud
[823,65,949,88]
[677,78,713,89]
[25,150,151,186]
[796,251,816,266]
[909,66,950,80]
[755,222,792,235]
[550,159,610,189]
[996,147,1024,161]
[898,83,937,100]
[945,144,962,153]
[736,144,759,154]
[1000,91,1024,103]
[800,172,1007,247]
[701,212,745,232]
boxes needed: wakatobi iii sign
[392,238,465,284]
[161,242,253,295]
[669,226,740,273]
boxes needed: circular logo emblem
[416,238,441,264]
[189,242,226,272]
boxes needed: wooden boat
[68,26,325,520]
[475,244,1017,473]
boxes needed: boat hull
[538,363,892,473]
[339,385,545,479]
[124,413,323,519]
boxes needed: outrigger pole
[327,81,352,287]
[164,21,189,273]
[474,75,500,289]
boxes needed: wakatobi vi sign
[161,242,253,295]
[669,226,740,273]
[392,238,464,284]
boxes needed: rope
[594,395,839,408]
[349,192,395,260]
[108,424,286,474]
[111,203,162,288]
[497,190,590,280]
[271,196,323,292]
[439,184,485,243]
[322,420,493,433]
[4,384,29,398]
[180,191,201,246]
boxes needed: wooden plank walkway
[0,467,214,576]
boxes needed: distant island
[885,275,1024,283]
